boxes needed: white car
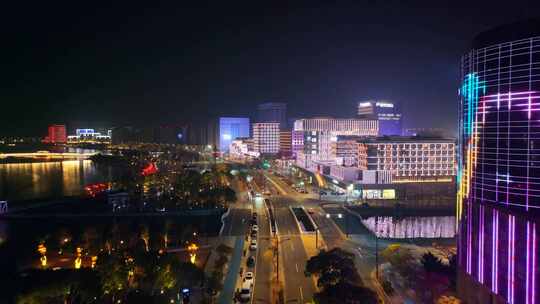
[243,271,254,286]
[250,239,257,250]
[239,281,252,301]
[251,225,259,232]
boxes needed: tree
[305,248,361,288]
[215,243,233,256]
[313,282,378,304]
[205,271,223,297]
[421,251,444,273]
[223,187,237,205]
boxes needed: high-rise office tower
[457,20,540,304]
[257,102,287,129]
[357,100,402,136]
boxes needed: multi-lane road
[223,170,384,303]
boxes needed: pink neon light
[529,94,532,119]
[495,210,499,294]
[507,215,515,304]
[533,223,536,304]
[478,205,484,283]
[527,222,530,304]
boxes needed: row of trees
[17,249,205,304]
[305,248,378,304]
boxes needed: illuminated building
[293,117,378,170]
[67,128,112,143]
[257,102,287,129]
[330,136,456,183]
[357,100,402,136]
[457,20,540,304]
[45,124,67,144]
[229,138,259,159]
[279,130,292,157]
[218,117,250,152]
[291,130,304,158]
[253,122,280,155]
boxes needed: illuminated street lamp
[187,243,199,264]
[37,244,47,267]
[74,247,82,269]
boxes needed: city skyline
[3,2,540,136]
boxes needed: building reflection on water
[0,160,117,202]
[362,215,456,239]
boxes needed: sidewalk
[218,236,244,304]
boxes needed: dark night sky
[1,1,539,136]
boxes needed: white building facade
[253,122,280,155]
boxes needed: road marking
[299,287,304,302]
[295,263,299,273]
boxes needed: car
[252,225,259,232]
[250,239,257,250]
[239,281,252,301]
[252,212,257,218]
[319,190,327,195]
[307,208,314,215]
[250,219,257,225]
[246,256,255,267]
[243,271,254,286]
[251,230,257,238]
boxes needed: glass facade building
[218,117,250,152]
[457,20,540,304]
[357,100,402,136]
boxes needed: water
[361,215,456,239]
[0,159,122,202]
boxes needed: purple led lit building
[457,20,540,304]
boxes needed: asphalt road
[252,200,272,304]
[271,195,317,303]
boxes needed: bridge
[0,151,98,160]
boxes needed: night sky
[2,1,539,136]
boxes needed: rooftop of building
[336,135,456,143]
[473,18,540,49]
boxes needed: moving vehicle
[250,239,257,250]
[252,225,259,232]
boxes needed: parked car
[250,239,257,250]
[246,256,255,267]
[239,281,252,302]
[252,225,259,232]
[243,271,254,286]
[319,190,327,195]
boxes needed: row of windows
[395,170,455,176]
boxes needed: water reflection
[0,160,118,202]
[362,216,456,239]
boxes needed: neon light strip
[508,215,512,302]
[478,205,484,283]
[533,223,536,304]
[507,215,515,304]
[527,222,530,304]
[492,210,498,294]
